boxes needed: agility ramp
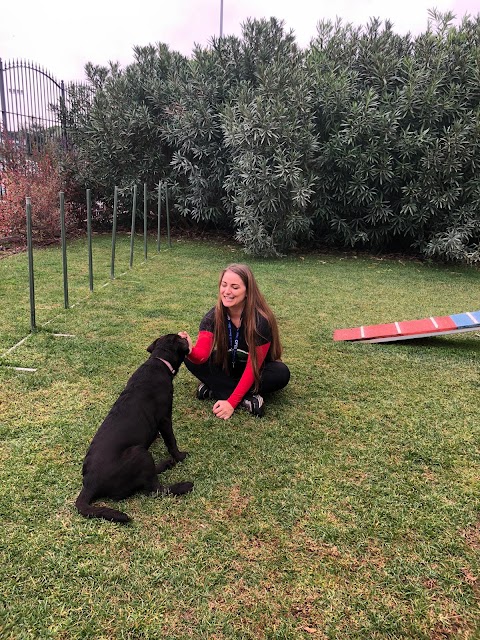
[333,310,480,343]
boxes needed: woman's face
[219,270,247,312]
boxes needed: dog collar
[155,357,176,376]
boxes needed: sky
[1,0,478,82]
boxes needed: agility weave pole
[333,310,480,343]
[1,182,173,372]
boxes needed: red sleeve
[187,331,213,364]
[228,342,270,409]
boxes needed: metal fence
[0,58,86,154]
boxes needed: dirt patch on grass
[460,520,480,551]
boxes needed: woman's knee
[261,360,290,393]
[276,361,291,388]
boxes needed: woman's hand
[213,400,234,420]
[178,331,192,353]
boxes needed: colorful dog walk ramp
[333,310,480,343]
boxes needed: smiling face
[219,269,247,314]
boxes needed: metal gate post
[60,80,68,150]
[0,59,8,135]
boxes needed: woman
[181,263,290,419]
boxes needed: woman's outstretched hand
[213,400,234,420]
[178,331,192,353]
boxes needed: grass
[0,233,479,639]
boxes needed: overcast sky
[1,0,478,82]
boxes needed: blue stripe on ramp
[450,312,480,328]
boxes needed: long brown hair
[212,264,282,389]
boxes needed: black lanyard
[227,315,241,368]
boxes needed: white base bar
[363,326,480,343]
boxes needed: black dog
[76,334,193,523]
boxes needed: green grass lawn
[0,234,479,639]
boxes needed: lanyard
[227,315,241,368]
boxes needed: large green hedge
[66,11,480,261]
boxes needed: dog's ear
[147,338,160,353]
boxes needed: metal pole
[130,184,137,268]
[220,0,224,37]
[86,189,93,291]
[143,183,148,260]
[25,197,36,332]
[0,59,8,135]
[157,181,161,252]
[165,182,171,248]
[59,80,68,151]
[59,191,69,309]
[111,186,118,279]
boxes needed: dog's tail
[75,487,131,523]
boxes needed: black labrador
[76,334,193,523]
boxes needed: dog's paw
[174,451,188,462]
[167,481,194,496]
[155,458,176,473]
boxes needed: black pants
[184,357,290,401]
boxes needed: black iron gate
[0,58,68,153]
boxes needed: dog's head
[147,334,190,372]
